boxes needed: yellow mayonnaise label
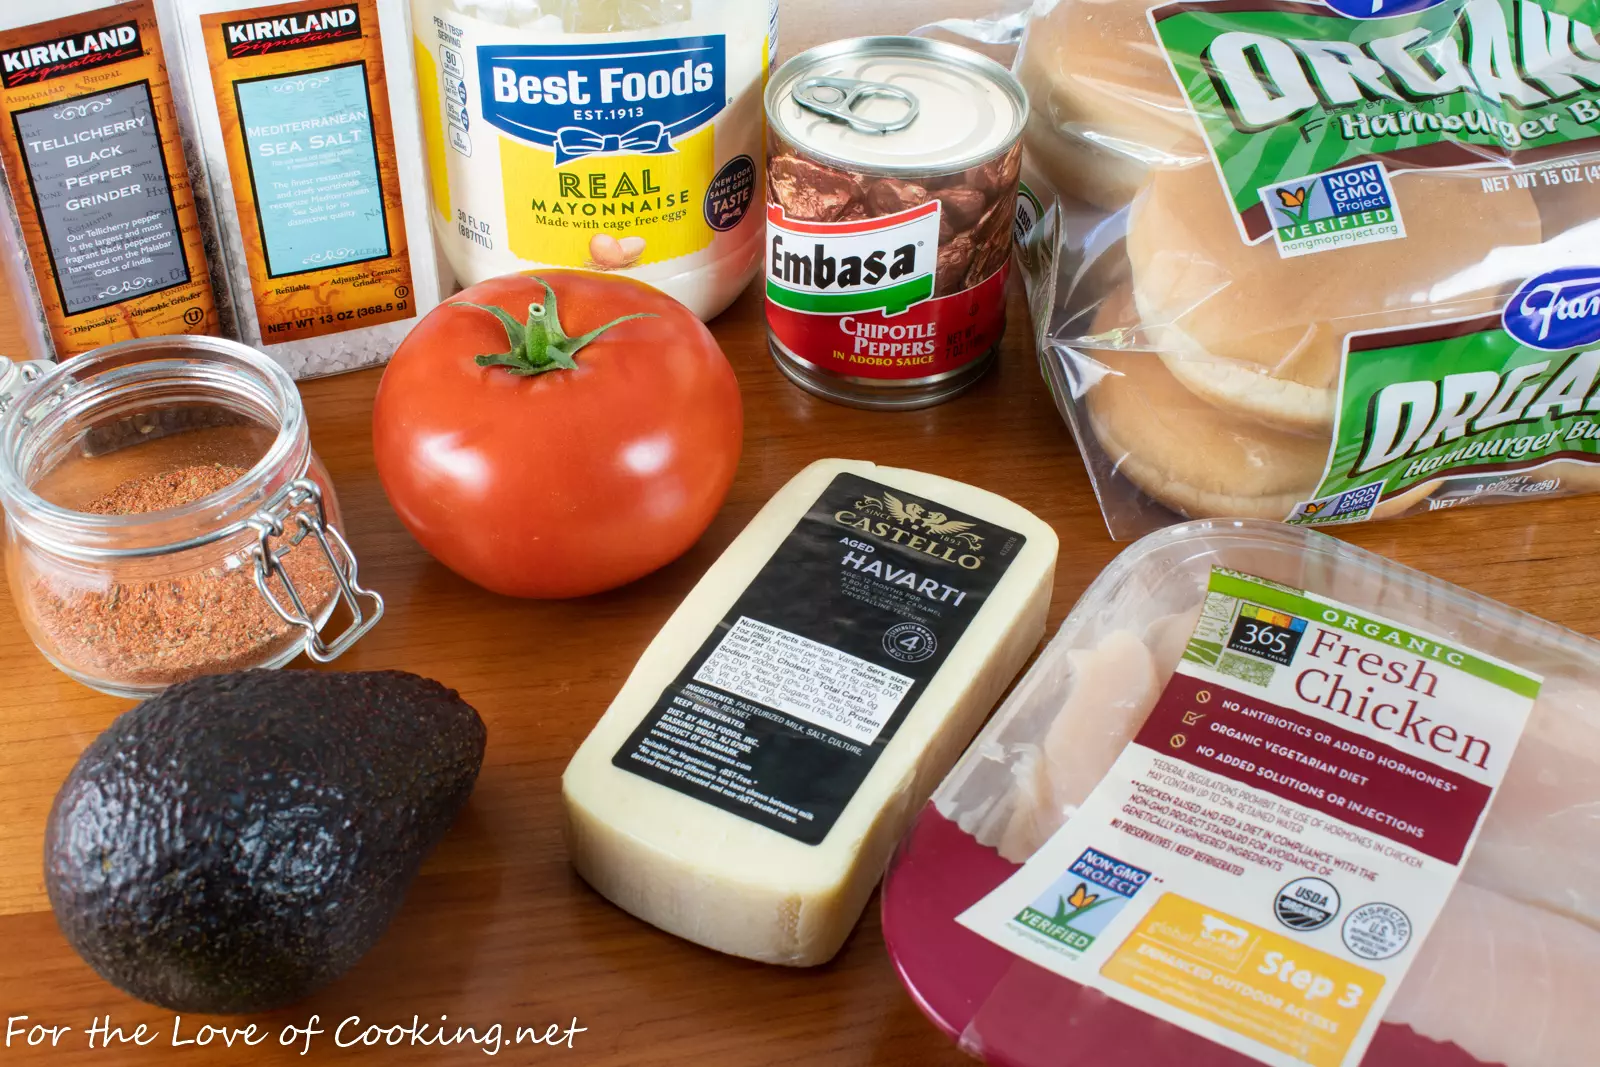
[500,123,714,267]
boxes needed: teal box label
[234,62,389,277]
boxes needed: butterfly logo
[1300,500,1328,516]
[1068,883,1099,910]
[1274,185,1313,227]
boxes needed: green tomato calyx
[453,278,655,377]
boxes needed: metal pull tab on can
[249,477,385,663]
[792,76,920,134]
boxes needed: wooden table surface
[2,280,1598,1066]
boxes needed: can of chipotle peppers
[763,37,1027,409]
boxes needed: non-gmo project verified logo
[1013,848,1149,953]
[1259,162,1405,258]
[1290,480,1385,525]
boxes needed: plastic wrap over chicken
[884,519,1600,1067]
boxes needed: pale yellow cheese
[562,459,1058,965]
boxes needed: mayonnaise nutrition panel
[412,0,773,320]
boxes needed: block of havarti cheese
[562,459,1058,965]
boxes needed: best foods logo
[477,35,726,165]
[1,21,141,88]
[766,201,940,317]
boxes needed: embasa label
[766,201,939,316]
[764,201,1011,381]
[612,472,1026,845]
[960,568,1540,1067]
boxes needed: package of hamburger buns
[998,0,1600,537]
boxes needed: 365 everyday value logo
[766,201,940,316]
[1503,267,1600,351]
[476,36,725,165]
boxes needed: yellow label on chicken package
[1102,894,1382,1067]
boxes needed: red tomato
[372,271,742,598]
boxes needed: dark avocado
[44,669,486,1014]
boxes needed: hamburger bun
[1084,286,1436,521]
[1018,0,1206,209]
[1127,164,1544,433]
[1084,286,1330,520]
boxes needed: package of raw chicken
[999,0,1600,538]
[883,519,1596,1067]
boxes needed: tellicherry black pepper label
[613,472,1025,844]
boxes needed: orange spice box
[175,0,441,369]
[0,0,227,358]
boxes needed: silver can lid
[767,36,1027,177]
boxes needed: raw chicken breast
[997,629,1157,860]
[1388,881,1600,1067]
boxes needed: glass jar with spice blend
[0,336,383,697]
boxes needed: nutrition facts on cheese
[694,617,913,747]
[613,472,1026,844]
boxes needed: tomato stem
[453,278,656,377]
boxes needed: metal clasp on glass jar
[0,339,383,697]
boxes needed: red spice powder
[28,464,338,688]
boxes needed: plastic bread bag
[882,519,1600,1067]
[998,0,1600,539]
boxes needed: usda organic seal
[1342,902,1411,961]
[1274,877,1340,932]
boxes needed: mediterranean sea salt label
[176,0,442,375]
[960,567,1540,1067]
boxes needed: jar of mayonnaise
[412,0,774,320]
